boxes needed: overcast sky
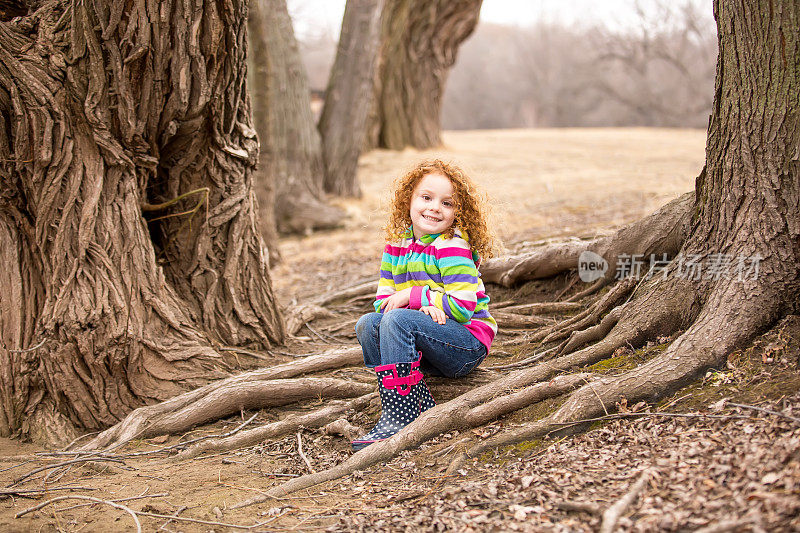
[287,0,711,40]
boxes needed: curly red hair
[384,160,496,260]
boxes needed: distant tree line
[299,0,717,130]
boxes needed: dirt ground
[3,128,799,532]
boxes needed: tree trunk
[365,0,482,150]
[248,0,281,264]
[0,0,284,441]
[318,0,384,198]
[253,0,344,234]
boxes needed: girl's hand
[421,306,447,325]
[379,288,412,311]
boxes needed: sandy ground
[8,128,797,532]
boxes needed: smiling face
[409,172,456,238]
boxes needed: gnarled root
[173,394,375,460]
[531,277,637,346]
[454,283,784,473]
[80,347,363,451]
[231,373,590,509]
[481,192,692,287]
[234,277,701,505]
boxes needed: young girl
[351,160,497,451]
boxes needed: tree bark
[365,0,482,150]
[248,0,280,265]
[318,0,384,198]
[252,0,344,234]
[0,0,284,440]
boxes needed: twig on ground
[56,491,169,511]
[128,509,271,530]
[11,457,126,486]
[0,460,32,473]
[297,432,316,473]
[555,500,602,514]
[16,495,142,532]
[599,468,654,533]
[159,505,187,531]
[0,486,97,498]
[728,402,800,424]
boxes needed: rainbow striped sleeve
[374,244,398,312]
[408,236,478,323]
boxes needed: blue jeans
[355,309,487,378]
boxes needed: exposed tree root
[492,311,555,329]
[556,304,627,356]
[173,394,375,460]
[80,348,363,451]
[481,192,692,287]
[452,285,784,474]
[232,275,702,505]
[529,277,637,345]
[499,302,584,314]
[231,373,590,508]
[81,378,371,452]
[285,305,335,336]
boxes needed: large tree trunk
[253,0,344,234]
[365,0,482,150]
[0,0,283,441]
[318,0,384,198]
[248,0,281,264]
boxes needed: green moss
[588,343,668,374]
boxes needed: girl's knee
[356,313,380,340]
[381,308,414,327]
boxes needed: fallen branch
[728,402,800,424]
[16,495,142,532]
[599,468,654,533]
[296,432,315,473]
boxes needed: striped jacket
[374,228,497,351]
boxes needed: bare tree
[589,0,716,127]
[0,0,283,441]
[366,0,482,150]
[441,0,716,129]
[251,0,344,234]
[318,0,384,198]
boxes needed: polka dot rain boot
[351,360,426,451]
[415,352,436,414]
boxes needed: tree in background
[318,0,384,198]
[441,0,716,129]
[249,0,344,235]
[0,0,284,442]
[365,0,483,150]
